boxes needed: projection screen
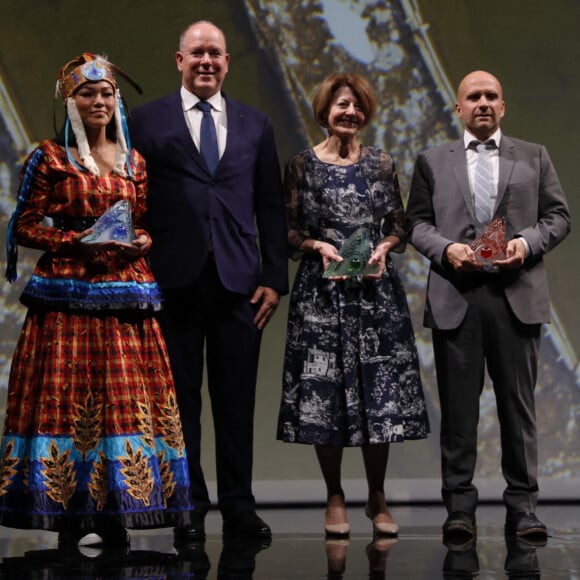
[0,0,578,504]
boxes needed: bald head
[457,71,503,101]
[455,70,505,141]
[179,20,227,52]
[176,20,230,99]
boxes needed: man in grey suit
[406,70,570,540]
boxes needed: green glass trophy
[323,228,378,278]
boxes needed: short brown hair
[312,73,376,129]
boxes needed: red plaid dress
[0,140,193,531]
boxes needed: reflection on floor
[0,504,578,578]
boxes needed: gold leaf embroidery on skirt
[72,390,104,459]
[135,401,155,449]
[158,451,176,505]
[119,440,154,506]
[156,392,185,455]
[0,441,19,496]
[88,450,109,511]
[22,456,30,491]
[40,441,76,509]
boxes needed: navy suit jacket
[406,135,570,329]
[131,90,288,296]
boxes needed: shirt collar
[463,128,502,149]
[180,86,224,112]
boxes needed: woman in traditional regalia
[0,53,193,548]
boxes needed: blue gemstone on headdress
[81,61,107,81]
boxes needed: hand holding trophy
[470,218,507,271]
[323,228,379,279]
[81,200,135,244]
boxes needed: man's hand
[445,243,483,271]
[493,238,526,269]
[251,286,280,330]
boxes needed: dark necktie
[470,139,496,224]
[196,100,219,174]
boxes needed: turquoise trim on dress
[5,149,44,283]
[1,433,191,486]
[0,433,192,521]
[21,275,163,311]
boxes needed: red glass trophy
[470,217,507,266]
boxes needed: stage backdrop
[0,0,578,504]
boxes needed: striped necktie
[470,139,496,225]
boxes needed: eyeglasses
[187,50,225,60]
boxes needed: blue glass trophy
[81,200,135,244]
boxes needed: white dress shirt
[181,86,227,158]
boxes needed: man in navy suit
[406,71,570,541]
[131,20,288,543]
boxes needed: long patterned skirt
[0,308,193,531]
[278,256,430,447]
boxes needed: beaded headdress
[55,52,142,177]
[57,53,118,99]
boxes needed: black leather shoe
[442,511,476,538]
[97,525,130,547]
[442,535,479,578]
[222,511,272,538]
[174,513,206,545]
[504,512,547,538]
[57,528,86,547]
[174,540,211,575]
[443,534,477,552]
[218,536,272,577]
[505,535,542,578]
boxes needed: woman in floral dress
[277,73,429,537]
[0,53,192,547]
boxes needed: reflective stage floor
[0,503,578,578]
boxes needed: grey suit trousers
[432,275,541,514]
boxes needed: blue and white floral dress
[277,146,430,447]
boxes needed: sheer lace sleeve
[284,153,309,259]
[377,149,407,251]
